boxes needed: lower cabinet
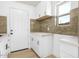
[60,41,78,58]
[53,34,78,58]
[31,35,53,57]
[0,36,8,58]
[0,45,7,58]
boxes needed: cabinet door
[35,1,52,18]
[60,41,78,58]
[46,2,52,16]
[31,37,39,53]
[0,43,7,58]
[53,35,60,57]
[38,36,52,57]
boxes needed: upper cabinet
[33,1,52,21]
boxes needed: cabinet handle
[6,44,9,49]
[32,38,33,41]
[37,41,39,45]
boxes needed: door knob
[10,30,13,32]
[10,33,13,35]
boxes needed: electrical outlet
[47,27,50,31]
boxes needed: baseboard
[31,48,40,58]
[11,48,29,53]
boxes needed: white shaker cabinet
[60,40,78,58]
[0,35,8,58]
[45,1,52,16]
[31,33,53,57]
[53,34,78,58]
[34,1,52,19]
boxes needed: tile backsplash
[0,16,7,34]
[30,8,79,36]
[30,20,40,32]
[40,17,55,33]
[55,8,79,36]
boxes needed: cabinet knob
[32,38,33,41]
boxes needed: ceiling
[18,1,40,6]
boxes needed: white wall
[52,1,79,58]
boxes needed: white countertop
[31,32,53,37]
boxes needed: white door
[9,8,29,51]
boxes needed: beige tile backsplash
[40,17,55,33]
[0,16,7,34]
[30,8,79,36]
[55,8,79,35]
[30,20,40,32]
